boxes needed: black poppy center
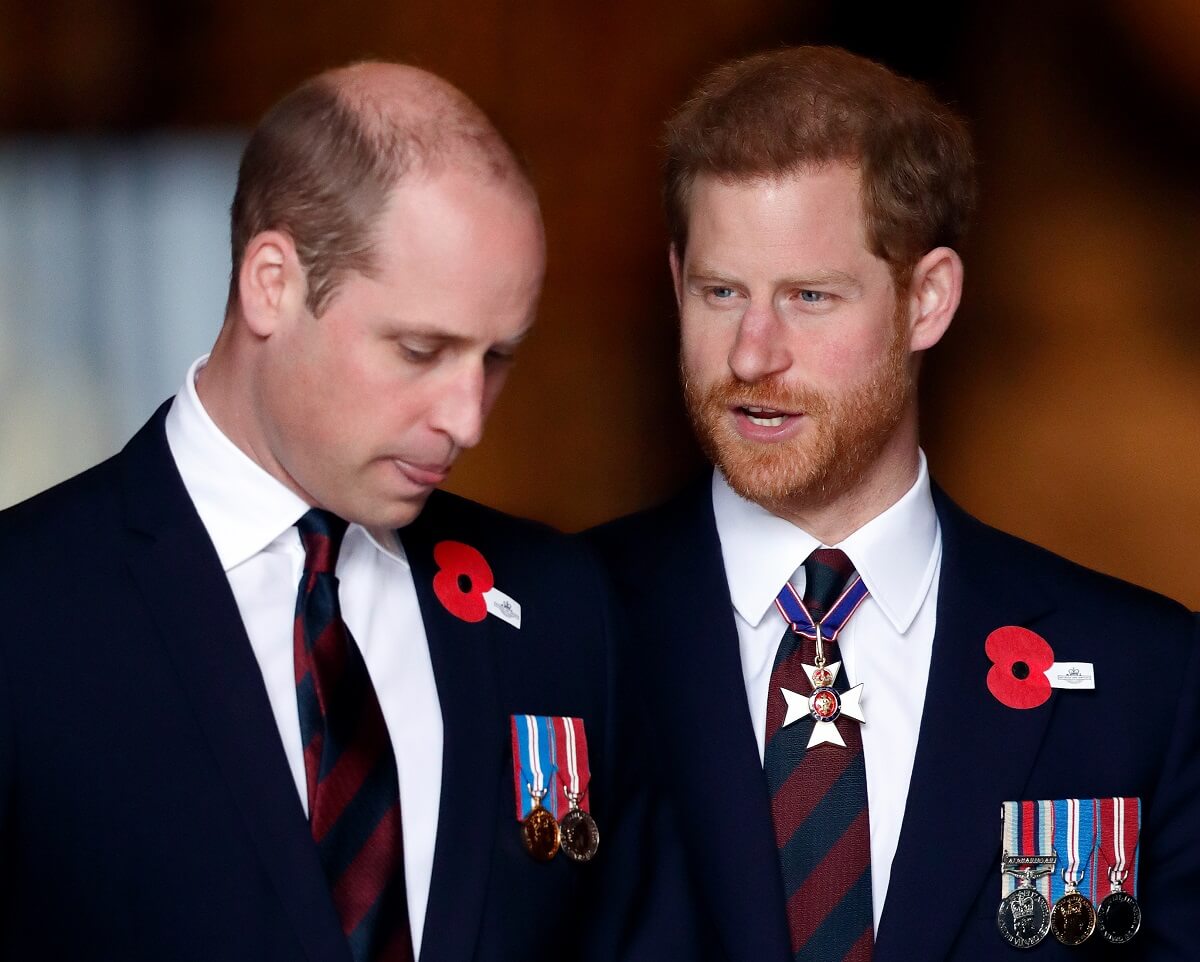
[457,573,473,593]
[1011,661,1030,680]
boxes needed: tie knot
[802,548,856,620]
[296,508,350,574]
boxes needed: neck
[195,325,280,488]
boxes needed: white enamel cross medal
[780,658,866,748]
[773,578,870,749]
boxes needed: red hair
[664,46,976,287]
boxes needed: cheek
[680,320,729,378]
[806,317,900,384]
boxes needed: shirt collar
[712,451,939,634]
[164,355,407,572]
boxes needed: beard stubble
[682,311,914,516]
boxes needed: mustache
[685,374,830,416]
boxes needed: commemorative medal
[559,797,600,863]
[1049,798,1096,945]
[521,792,561,861]
[1096,886,1141,944]
[1096,797,1142,944]
[999,801,1057,948]
[775,576,870,749]
[510,714,561,861]
[550,716,600,863]
[1050,890,1096,946]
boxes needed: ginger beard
[682,308,914,514]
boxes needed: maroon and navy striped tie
[763,548,873,962]
[294,509,415,962]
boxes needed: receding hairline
[320,61,534,192]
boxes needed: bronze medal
[997,886,1051,948]
[521,802,560,861]
[1096,890,1141,944]
[559,805,600,863]
[1050,889,1096,946]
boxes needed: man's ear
[905,246,963,352]
[236,230,306,337]
[668,244,684,311]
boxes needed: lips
[739,405,800,427]
[730,403,808,442]
[392,459,450,487]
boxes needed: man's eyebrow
[779,269,860,289]
[685,264,861,290]
[382,319,535,350]
[684,263,737,283]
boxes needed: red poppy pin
[985,626,1054,710]
[433,541,495,623]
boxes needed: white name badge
[483,587,521,629]
[1044,662,1095,690]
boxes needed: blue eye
[798,290,826,303]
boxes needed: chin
[718,446,829,507]
[380,492,436,531]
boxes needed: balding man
[0,64,642,962]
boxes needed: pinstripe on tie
[294,509,415,962]
[763,548,873,962]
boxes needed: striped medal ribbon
[998,800,1057,948]
[510,714,560,861]
[774,575,870,748]
[551,716,599,862]
[1096,797,1142,944]
[1049,798,1097,945]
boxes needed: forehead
[348,169,545,339]
[683,166,873,267]
[373,169,544,274]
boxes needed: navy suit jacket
[0,403,648,962]
[587,477,1200,961]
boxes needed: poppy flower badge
[985,626,1095,710]
[432,540,522,628]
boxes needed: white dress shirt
[165,356,442,956]
[712,453,941,930]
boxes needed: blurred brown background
[2,0,1197,608]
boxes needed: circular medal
[559,806,600,863]
[521,805,560,861]
[997,887,1051,948]
[1096,890,1141,944]
[1050,890,1096,946]
[809,687,841,723]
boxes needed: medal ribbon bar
[1051,797,1097,904]
[509,714,560,820]
[550,716,592,814]
[1098,796,1141,898]
[1001,800,1056,902]
[774,574,870,642]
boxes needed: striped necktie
[763,548,874,961]
[294,509,415,962]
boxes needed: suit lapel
[120,406,351,962]
[874,488,1058,961]
[401,497,504,962]
[653,481,792,962]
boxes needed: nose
[727,304,791,383]
[432,359,487,450]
